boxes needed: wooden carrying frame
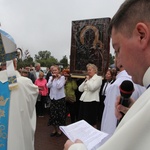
[70,18,110,78]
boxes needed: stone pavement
[35,112,69,150]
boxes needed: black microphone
[117,80,134,125]
[119,80,134,107]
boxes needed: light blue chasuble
[0,81,10,150]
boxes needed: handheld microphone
[117,80,134,125]
[119,80,134,107]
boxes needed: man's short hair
[35,63,40,67]
[108,0,150,37]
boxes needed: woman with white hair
[78,63,102,128]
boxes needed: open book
[60,120,108,150]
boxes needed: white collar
[143,67,150,88]
[116,70,131,79]
[0,70,20,83]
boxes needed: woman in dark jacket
[98,69,115,126]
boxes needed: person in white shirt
[101,66,146,139]
[64,0,150,149]
[47,65,66,137]
[78,63,102,128]
[35,63,41,79]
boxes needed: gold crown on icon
[0,96,9,106]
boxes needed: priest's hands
[115,96,135,120]
[64,139,83,150]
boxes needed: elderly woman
[78,63,102,128]
[47,65,66,137]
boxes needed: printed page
[60,120,108,150]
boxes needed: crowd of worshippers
[0,61,145,138]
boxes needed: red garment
[35,78,48,96]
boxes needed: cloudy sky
[0,0,124,61]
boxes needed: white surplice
[0,70,38,150]
[69,68,150,150]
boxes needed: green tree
[34,50,51,60]
[37,57,58,67]
[17,56,34,69]
[34,50,58,67]
[109,53,115,66]
[59,55,68,68]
